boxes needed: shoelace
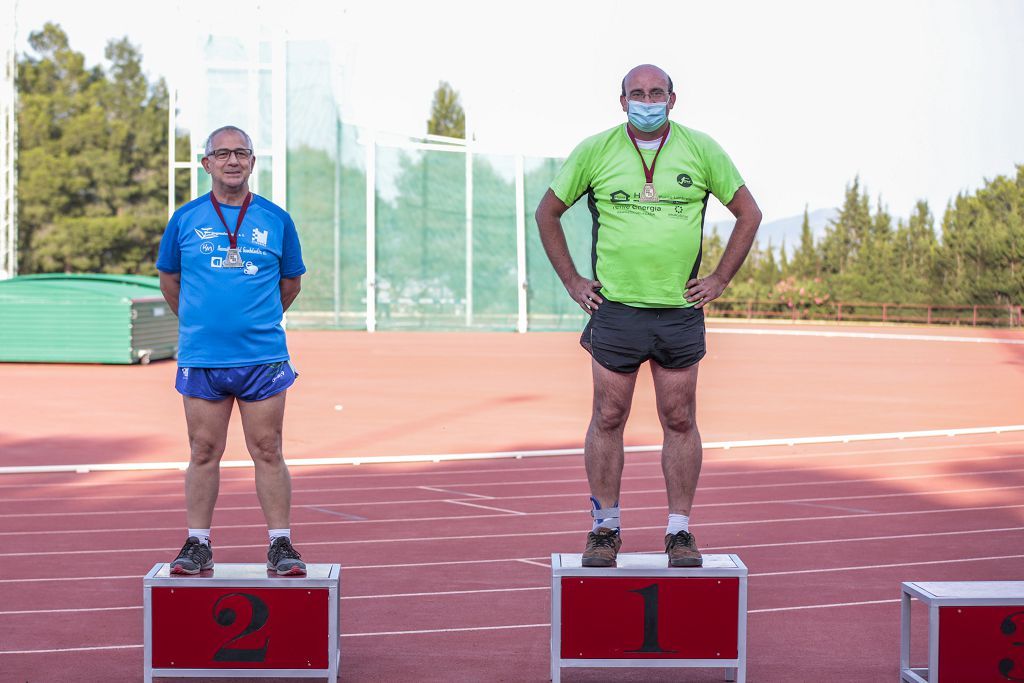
[668,530,694,548]
[271,540,302,561]
[176,539,206,559]
[589,531,618,549]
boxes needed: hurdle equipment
[900,581,1024,683]
[143,563,340,681]
[550,552,747,682]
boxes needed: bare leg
[585,359,639,510]
[651,362,702,515]
[237,391,291,530]
[183,396,235,529]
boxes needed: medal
[223,248,243,268]
[627,125,670,205]
[209,192,253,269]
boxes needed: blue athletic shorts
[175,361,298,402]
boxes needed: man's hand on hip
[568,275,604,315]
[684,272,726,309]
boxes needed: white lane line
[0,574,140,584]
[0,644,143,655]
[517,559,551,568]
[4,435,1020,492]
[3,503,1021,559]
[4,483,1019,536]
[6,442,1022,504]
[340,623,550,638]
[0,598,911,653]
[787,502,877,514]
[303,506,368,520]
[5,424,1022,475]
[752,553,1024,578]
[708,327,1024,345]
[6,461,1023,521]
[7,524,1022,586]
[343,586,547,600]
[750,598,899,613]
[9,449,1024,508]
[419,486,490,499]
[443,500,526,515]
[0,605,141,616]
[339,599,900,637]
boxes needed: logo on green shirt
[677,173,693,187]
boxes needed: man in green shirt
[536,63,761,568]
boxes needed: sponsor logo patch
[194,227,226,239]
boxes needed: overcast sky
[13,0,1024,224]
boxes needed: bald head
[621,64,673,97]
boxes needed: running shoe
[665,530,703,567]
[170,537,214,574]
[267,537,307,576]
[582,527,621,567]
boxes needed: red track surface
[1,321,1023,681]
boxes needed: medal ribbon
[626,125,670,185]
[209,192,252,249]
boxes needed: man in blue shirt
[156,125,308,575]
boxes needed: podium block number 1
[560,577,738,659]
[627,584,676,654]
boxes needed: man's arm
[158,271,181,316]
[684,185,762,308]
[535,189,603,314]
[280,275,302,312]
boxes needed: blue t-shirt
[156,193,306,368]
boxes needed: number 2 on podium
[211,592,271,662]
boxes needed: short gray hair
[204,126,253,156]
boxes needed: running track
[1,322,1023,681]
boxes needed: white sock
[188,528,211,546]
[269,528,291,544]
[666,514,690,535]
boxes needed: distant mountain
[707,208,838,257]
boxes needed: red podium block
[901,581,1024,683]
[551,553,748,682]
[143,563,340,681]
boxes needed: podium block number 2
[212,593,270,663]
[626,584,676,654]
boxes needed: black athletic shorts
[580,300,706,374]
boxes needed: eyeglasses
[627,90,671,103]
[208,148,253,162]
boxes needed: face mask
[627,99,669,132]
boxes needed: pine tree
[790,205,818,278]
[17,23,177,274]
[427,81,466,138]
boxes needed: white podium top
[144,563,340,588]
[552,553,746,577]
[903,581,1024,604]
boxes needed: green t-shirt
[550,122,744,307]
